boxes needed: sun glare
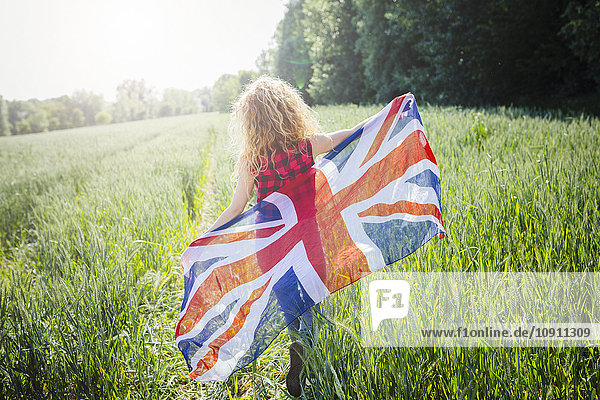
[0,0,286,100]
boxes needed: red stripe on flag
[345,129,444,231]
[177,171,326,338]
[359,95,405,168]
[358,200,442,224]
[315,170,370,292]
[176,253,260,337]
[315,129,441,292]
[189,225,285,247]
[338,130,437,206]
[189,277,271,379]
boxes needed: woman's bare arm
[310,114,374,157]
[204,166,254,233]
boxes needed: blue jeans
[286,303,320,345]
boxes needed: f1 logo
[369,280,410,331]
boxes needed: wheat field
[1,103,599,399]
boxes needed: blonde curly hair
[230,75,321,177]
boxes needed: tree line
[0,70,267,136]
[0,81,214,136]
[2,0,597,136]
[185,0,600,114]
[265,0,599,108]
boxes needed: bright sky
[0,0,286,101]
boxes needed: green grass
[0,103,599,399]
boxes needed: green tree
[303,0,365,104]
[354,0,419,103]
[15,120,31,135]
[158,103,173,117]
[193,87,213,112]
[210,71,260,113]
[40,96,87,130]
[256,48,276,75]
[19,107,49,134]
[352,0,590,105]
[159,88,197,117]
[274,0,314,103]
[560,0,600,90]
[238,70,260,89]
[114,79,156,122]
[7,100,34,134]
[95,111,112,125]
[72,90,104,125]
[70,108,85,128]
[41,99,69,130]
[41,101,65,131]
[0,96,10,136]
[211,74,241,113]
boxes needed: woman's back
[254,139,314,202]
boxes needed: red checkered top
[254,139,314,202]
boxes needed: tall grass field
[1,102,599,399]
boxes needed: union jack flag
[176,93,445,382]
